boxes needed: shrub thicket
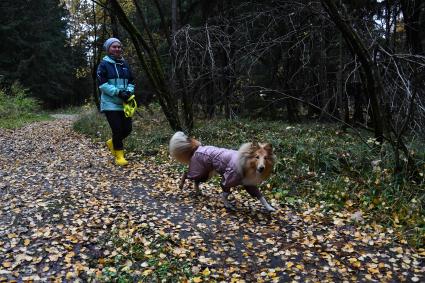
[0,82,49,128]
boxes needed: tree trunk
[91,0,100,110]
[172,0,193,131]
[397,0,423,174]
[400,0,424,55]
[108,0,119,37]
[321,0,386,142]
[109,0,182,131]
[352,85,365,124]
[336,27,349,126]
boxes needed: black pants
[104,111,132,150]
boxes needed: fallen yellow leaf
[267,271,276,277]
[286,262,294,268]
[348,257,361,268]
[368,267,380,274]
[202,268,210,276]
[66,272,75,280]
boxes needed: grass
[73,105,173,162]
[0,82,88,130]
[49,105,88,115]
[0,82,53,129]
[0,113,53,129]
[94,223,198,282]
[74,104,425,248]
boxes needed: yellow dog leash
[124,95,137,118]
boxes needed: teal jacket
[96,56,135,111]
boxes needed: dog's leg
[221,192,236,210]
[179,172,187,189]
[259,196,276,212]
[245,186,276,212]
[194,181,202,196]
[221,186,236,210]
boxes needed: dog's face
[245,143,275,180]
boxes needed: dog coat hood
[187,146,242,188]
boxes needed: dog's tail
[169,131,201,164]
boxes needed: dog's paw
[264,204,278,213]
[223,201,236,211]
[225,206,237,211]
[266,206,276,213]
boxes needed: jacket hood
[102,55,124,64]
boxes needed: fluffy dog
[169,131,276,212]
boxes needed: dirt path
[0,118,423,282]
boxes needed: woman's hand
[118,90,132,101]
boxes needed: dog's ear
[265,143,276,161]
[250,142,260,152]
[263,143,273,152]
[190,138,201,150]
[251,141,259,148]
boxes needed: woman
[97,37,135,166]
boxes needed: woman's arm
[97,62,120,96]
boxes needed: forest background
[0,0,424,246]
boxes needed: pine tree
[0,0,90,108]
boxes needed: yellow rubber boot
[115,150,128,166]
[106,139,115,156]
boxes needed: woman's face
[108,42,122,57]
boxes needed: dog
[169,131,276,212]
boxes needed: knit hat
[103,37,122,52]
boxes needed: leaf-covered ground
[0,117,423,282]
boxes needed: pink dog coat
[187,145,263,199]
[187,146,242,188]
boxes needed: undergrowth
[0,82,51,129]
[95,223,197,282]
[74,104,425,247]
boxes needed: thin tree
[105,0,183,131]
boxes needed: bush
[0,81,48,128]
[0,82,40,117]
